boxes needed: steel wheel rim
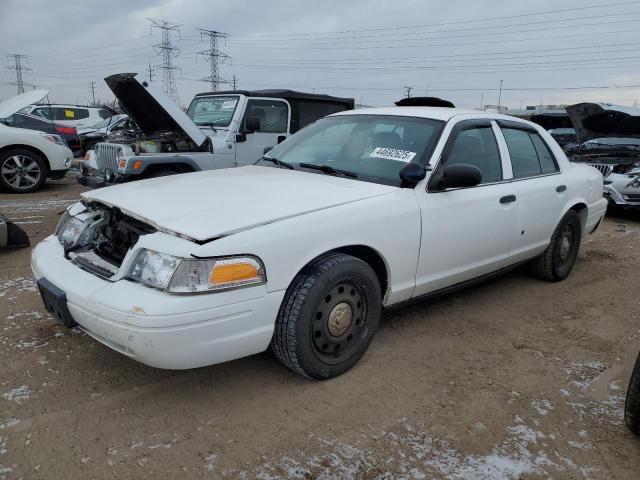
[557,224,575,266]
[311,280,368,364]
[1,155,41,190]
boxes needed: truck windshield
[186,96,239,127]
[265,114,445,187]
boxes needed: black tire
[82,139,99,155]
[145,169,178,179]
[625,352,640,434]
[272,252,382,379]
[0,148,47,193]
[530,210,582,282]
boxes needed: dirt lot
[1,175,639,479]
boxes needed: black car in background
[0,112,81,156]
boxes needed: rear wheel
[0,149,47,193]
[626,352,640,434]
[530,210,581,282]
[271,253,382,379]
[145,169,178,179]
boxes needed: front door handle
[500,194,517,204]
[556,184,567,193]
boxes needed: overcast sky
[1,0,640,110]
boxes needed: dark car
[0,112,81,156]
[548,128,578,148]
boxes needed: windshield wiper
[299,163,357,178]
[256,156,295,170]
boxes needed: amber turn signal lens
[133,160,142,170]
[210,262,258,285]
[118,159,126,168]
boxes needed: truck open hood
[0,89,49,118]
[103,73,206,147]
[81,166,395,242]
[530,112,572,130]
[566,103,640,144]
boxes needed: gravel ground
[1,175,639,479]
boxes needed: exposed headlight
[57,216,89,250]
[128,250,266,293]
[40,133,65,145]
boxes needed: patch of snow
[1,385,31,403]
[0,277,37,299]
[562,361,607,389]
[205,453,217,472]
[531,399,554,416]
[0,419,19,430]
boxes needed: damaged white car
[32,108,607,379]
[566,103,640,208]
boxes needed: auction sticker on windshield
[370,147,416,162]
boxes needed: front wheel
[271,253,382,379]
[530,210,582,281]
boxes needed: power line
[6,53,32,94]
[232,1,640,38]
[195,28,230,92]
[148,18,181,104]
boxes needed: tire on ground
[271,252,382,379]
[0,148,47,193]
[530,210,582,282]
[625,351,640,434]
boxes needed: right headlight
[128,249,266,294]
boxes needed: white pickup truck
[78,73,354,187]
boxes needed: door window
[244,99,289,133]
[444,126,502,184]
[501,128,559,178]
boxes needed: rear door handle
[556,184,567,193]
[500,194,517,204]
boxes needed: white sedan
[31,107,607,379]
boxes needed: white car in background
[0,90,73,193]
[32,107,606,378]
[20,103,114,129]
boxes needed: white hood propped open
[0,89,49,118]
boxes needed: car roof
[332,106,538,125]
[30,104,104,109]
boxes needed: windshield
[264,114,445,186]
[186,95,239,127]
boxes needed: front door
[235,98,290,166]
[413,120,518,297]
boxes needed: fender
[122,155,203,175]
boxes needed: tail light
[55,126,77,135]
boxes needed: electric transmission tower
[89,81,97,106]
[6,54,33,94]
[147,18,182,104]
[196,28,230,92]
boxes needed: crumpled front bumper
[31,236,284,369]
[603,173,640,207]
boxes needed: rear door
[496,120,566,262]
[235,98,290,166]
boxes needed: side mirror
[235,133,247,143]
[439,164,482,189]
[245,116,261,133]
[263,146,274,154]
[399,162,427,185]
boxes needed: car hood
[0,89,49,118]
[81,166,396,241]
[566,102,640,144]
[104,73,206,147]
[530,112,572,130]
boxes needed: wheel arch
[568,201,588,236]
[0,144,50,173]
[293,245,390,300]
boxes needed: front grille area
[622,194,640,203]
[588,163,613,178]
[95,143,122,173]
